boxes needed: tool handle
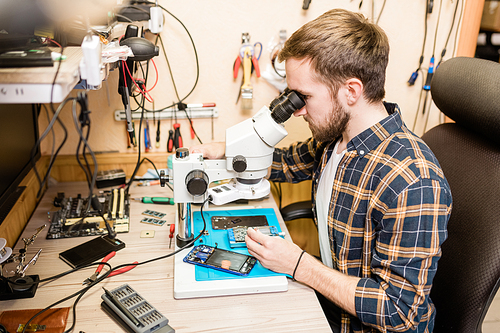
[167,129,174,152]
[233,56,241,78]
[143,197,174,205]
[108,261,138,277]
[156,120,161,148]
[96,251,116,273]
[173,123,182,149]
[252,56,260,77]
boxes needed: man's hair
[278,8,389,103]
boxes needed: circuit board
[46,188,130,239]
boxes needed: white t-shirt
[316,141,346,268]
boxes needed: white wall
[40,0,467,155]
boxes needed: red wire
[121,60,128,88]
[145,59,158,93]
[46,37,62,48]
[123,60,154,103]
[129,59,158,93]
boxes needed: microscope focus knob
[176,147,189,159]
[185,170,209,196]
[232,155,247,173]
[159,170,168,187]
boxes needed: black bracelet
[292,250,306,281]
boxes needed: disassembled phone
[227,226,285,248]
[59,235,125,268]
[211,215,268,230]
[183,245,257,276]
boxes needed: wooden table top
[0,181,331,332]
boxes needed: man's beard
[308,99,350,143]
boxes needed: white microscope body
[165,89,305,246]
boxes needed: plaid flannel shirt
[270,103,452,332]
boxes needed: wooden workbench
[0,181,331,332]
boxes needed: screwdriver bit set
[101,284,174,333]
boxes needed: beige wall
[40,0,477,157]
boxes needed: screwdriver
[169,224,175,248]
[167,129,174,153]
[132,197,174,205]
[173,123,182,149]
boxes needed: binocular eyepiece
[269,88,306,124]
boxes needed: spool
[0,238,12,265]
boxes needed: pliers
[82,251,138,285]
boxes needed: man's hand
[245,227,303,276]
[189,142,225,159]
[247,227,359,316]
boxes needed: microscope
[160,89,305,247]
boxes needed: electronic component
[46,190,130,239]
[211,215,268,230]
[183,244,257,276]
[140,217,167,226]
[142,210,166,219]
[96,169,126,189]
[227,226,284,248]
[101,284,174,333]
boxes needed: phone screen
[59,236,125,268]
[183,245,257,276]
[211,215,268,230]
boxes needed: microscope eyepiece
[270,89,306,124]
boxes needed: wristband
[292,250,306,281]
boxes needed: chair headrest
[431,57,500,146]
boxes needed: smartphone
[183,244,257,276]
[211,215,268,230]
[59,236,125,268]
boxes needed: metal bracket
[114,107,218,121]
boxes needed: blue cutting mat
[191,208,286,281]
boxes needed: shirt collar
[346,102,403,156]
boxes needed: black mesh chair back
[422,57,500,333]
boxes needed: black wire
[75,124,92,187]
[67,99,100,233]
[20,261,113,333]
[156,33,203,144]
[31,99,70,199]
[124,89,147,196]
[128,157,174,192]
[31,45,69,198]
[23,197,212,333]
[415,2,430,72]
[127,2,200,113]
[431,0,443,56]
[438,0,461,66]
[375,0,387,25]
[412,68,426,132]
[110,196,209,271]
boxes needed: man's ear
[344,78,363,106]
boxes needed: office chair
[280,200,313,221]
[422,56,500,333]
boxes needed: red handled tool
[82,251,137,285]
[173,123,182,149]
[169,224,175,248]
[167,129,174,152]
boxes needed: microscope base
[173,248,288,299]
